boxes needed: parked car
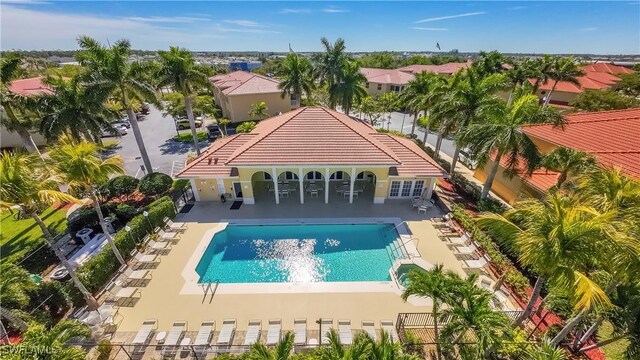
[459,148,477,170]
[100,125,127,138]
[113,119,131,128]
[141,102,150,115]
[207,123,221,140]
[175,118,203,130]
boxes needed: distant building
[1,77,49,149]
[359,68,415,96]
[397,62,472,76]
[229,61,262,72]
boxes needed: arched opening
[250,171,273,203]
[276,171,300,200]
[329,171,351,201]
[303,171,324,201]
[356,171,377,202]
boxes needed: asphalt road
[107,105,208,176]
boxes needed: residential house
[397,62,471,76]
[473,108,640,204]
[177,107,447,205]
[1,77,50,149]
[209,71,298,123]
[360,68,415,96]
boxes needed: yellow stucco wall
[527,135,558,155]
[228,93,293,123]
[534,89,579,106]
[473,160,524,205]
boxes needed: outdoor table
[155,331,167,344]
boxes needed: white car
[100,125,127,138]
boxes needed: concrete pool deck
[109,200,470,338]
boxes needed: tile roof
[535,64,633,94]
[360,68,415,85]
[522,108,640,180]
[397,62,471,76]
[581,63,634,75]
[7,77,52,96]
[178,107,447,178]
[493,153,560,192]
[209,70,281,95]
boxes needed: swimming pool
[195,224,402,284]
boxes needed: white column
[325,167,330,204]
[349,167,356,204]
[190,179,201,201]
[424,178,436,200]
[272,167,279,205]
[299,167,304,204]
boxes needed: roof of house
[522,108,640,180]
[581,63,634,75]
[178,107,447,178]
[397,62,471,76]
[535,64,633,94]
[209,70,281,96]
[492,154,560,192]
[360,68,415,85]
[7,77,52,96]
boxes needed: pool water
[196,224,401,283]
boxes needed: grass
[0,206,68,264]
[102,139,120,149]
[173,131,208,143]
[598,321,629,360]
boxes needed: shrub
[236,121,256,133]
[172,179,190,191]
[97,339,112,360]
[477,197,508,214]
[67,207,100,233]
[375,128,405,137]
[28,280,69,318]
[111,203,139,223]
[102,175,139,199]
[173,131,208,143]
[138,172,173,197]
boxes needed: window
[401,181,413,197]
[365,82,370,88]
[357,172,365,180]
[412,180,425,197]
[390,181,401,197]
[264,172,272,180]
[330,171,344,180]
[377,84,382,90]
[306,171,322,180]
[283,171,297,180]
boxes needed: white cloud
[508,6,527,11]
[280,8,312,14]
[217,26,280,34]
[1,0,50,4]
[412,27,448,31]
[323,7,348,13]
[577,27,598,32]
[415,12,486,23]
[223,20,265,28]
[122,16,210,23]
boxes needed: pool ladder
[202,281,220,304]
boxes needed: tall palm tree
[477,193,621,327]
[473,50,507,77]
[319,329,371,360]
[366,330,419,360]
[401,72,444,137]
[330,60,367,116]
[76,36,160,173]
[278,52,314,104]
[39,76,119,143]
[576,167,640,214]
[0,262,35,331]
[249,101,269,120]
[529,55,555,93]
[0,54,41,153]
[543,57,584,108]
[458,93,564,199]
[5,320,91,360]
[0,151,99,308]
[401,264,456,360]
[540,148,597,189]
[48,141,126,265]
[250,332,295,360]
[431,72,463,158]
[156,46,210,155]
[316,37,348,109]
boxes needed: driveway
[108,105,210,176]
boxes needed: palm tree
[0,262,35,331]
[458,93,564,199]
[249,101,269,120]
[473,50,507,77]
[540,148,596,189]
[400,72,444,137]
[39,76,120,143]
[523,339,568,360]
[576,167,640,214]
[7,320,91,360]
[156,46,211,155]
[76,36,160,173]
[278,52,314,104]
[476,193,621,328]
[249,332,295,360]
[316,37,348,109]
[366,330,419,360]
[0,54,41,154]
[543,57,584,108]
[48,141,126,265]
[0,151,99,308]
[431,72,463,158]
[319,329,371,360]
[529,55,555,93]
[330,60,367,116]
[401,264,456,360]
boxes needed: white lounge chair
[122,268,151,287]
[162,321,187,357]
[194,320,215,353]
[453,242,480,258]
[445,232,472,247]
[294,319,307,345]
[158,229,179,242]
[462,255,490,274]
[266,319,281,345]
[362,321,377,341]
[244,320,261,346]
[217,319,236,346]
[320,319,333,345]
[164,217,186,231]
[381,320,399,343]
[147,239,171,254]
[132,319,157,354]
[132,251,160,269]
[107,282,141,306]
[338,320,352,345]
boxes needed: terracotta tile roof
[209,70,281,95]
[178,107,448,178]
[535,64,633,94]
[397,62,471,75]
[360,68,415,85]
[522,108,640,180]
[491,152,559,192]
[581,63,634,75]
[7,77,52,96]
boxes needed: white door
[233,182,243,198]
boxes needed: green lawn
[173,131,208,143]
[599,321,629,360]
[0,207,68,264]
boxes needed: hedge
[451,204,530,298]
[139,172,173,197]
[70,196,176,301]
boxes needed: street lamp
[142,211,152,231]
[124,225,136,244]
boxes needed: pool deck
[108,200,469,340]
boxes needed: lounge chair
[452,242,481,258]
[132,251,160,269]
[320,319,333,345]
[132,319,157,354]
[294,319,307,345]
[381,320,399,343]
[147,239,171,254]
[158,229,179,242]
[362,321,377,341]
[244,320,261,346]
[194,320,215,353]
[216,319,236,346]
[445,232,472,247]
[122,268,151,287]
[266,319,282,345]
[162,321,187,357]
[462,255,490,274]
[106,282,140,307]
[338,320,352,345]
[164,217,186,231]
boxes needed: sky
[1,1,639,54]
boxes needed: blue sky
[1,1,639,54]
